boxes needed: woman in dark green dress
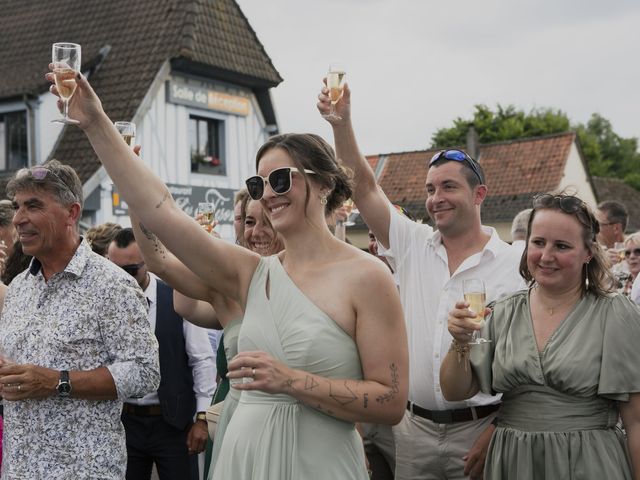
[441,193,640,479]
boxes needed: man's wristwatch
[56,370,72,397]
[196,411,207,422]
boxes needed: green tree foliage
[431,105,640,189]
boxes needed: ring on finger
[252,368,256,377]
[17,384,21,391]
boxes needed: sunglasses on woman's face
[245,167,316,201]
[625,248,640,258]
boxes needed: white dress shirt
[380,203,527,410]
[127,274,216,413]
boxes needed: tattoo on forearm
[363,393,369,408]
[282,378,295,390]
[329,381,358,406]
[304,376,319,391]
[376,363,400,404]
[155,192,170,209]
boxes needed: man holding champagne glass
[318,81,525,479]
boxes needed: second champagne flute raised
[324,63,346,120]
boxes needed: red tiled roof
[369,132,579,223]
[365,155,379,171]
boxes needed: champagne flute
[343,198,356,227]
[614,242,626,262]
[51,42,81,124]
[324,63,346,120]
[462,279,491,345]
[115,121,136,148]
[197,202,215,233]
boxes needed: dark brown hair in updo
[255,133,353,216]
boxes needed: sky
[236,0,640,156]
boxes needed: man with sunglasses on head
[318,86,525,479]
[107,228,216,480]
[0,160,160,480]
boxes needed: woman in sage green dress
[131,198,285,477]
[57,73,409,480]
[441,193,640,479]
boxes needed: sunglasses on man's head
[16,166,76,199]
[428,149,484,184]
[245,167,316,201]
[625,248,640,258]
[120,262,145,276]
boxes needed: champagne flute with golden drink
[114,121,136,148]
[197,202,215,233]
[462,278,491,345]
[51,42,81,124]
[324,63,346,120]
[342,198,356,227]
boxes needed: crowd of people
[0,68,638,480]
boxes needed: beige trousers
[393,410,496,480]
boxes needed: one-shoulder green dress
[471,290,640,479]
[212,256,369,480]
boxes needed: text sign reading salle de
[167,79,250,116]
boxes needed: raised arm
[47,70,258,304]
[318,83,392,248]
[229,257,408,424]
[173,291,222,330]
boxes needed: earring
[320,193,328,206]
[584,262,590,291]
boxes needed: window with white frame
[0,110,28,171]
[189,115,225,176]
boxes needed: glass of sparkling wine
[197,202,215,233]
[52,42,81,124]
[343,198,356,227]
[462,278,491,345]
[614,242,626,262]
[325,63,346,120]
[114,121,136,148]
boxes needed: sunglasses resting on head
[245,167,316,201]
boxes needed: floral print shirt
[0,239,160,480]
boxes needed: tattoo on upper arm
[363,393,369,408]
[155,192,170,209]
[139,222,167,259]
[329,381,358,406]
[376,363,400,404]
[139,222,156,241]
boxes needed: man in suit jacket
[108,228,216,480]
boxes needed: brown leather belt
[407,401,499,424]
[122,403,163,416]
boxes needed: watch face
[57,382,72,396]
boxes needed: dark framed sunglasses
[245,167,316,201]
[429,149,484,184]
[532,194,586,213]
[625,248,640,258]
[120,262,145,276]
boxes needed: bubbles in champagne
[54,68,77,100]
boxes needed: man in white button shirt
[108,228,216,480]
[318,85,526,479]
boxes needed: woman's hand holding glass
[317,77,351,126]
[46,64,106,131]
[227,351,295,394]
[448,301,491,345]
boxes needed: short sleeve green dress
[471,290,640,479]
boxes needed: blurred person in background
[510,208,532,255]
[86,222,122,257]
